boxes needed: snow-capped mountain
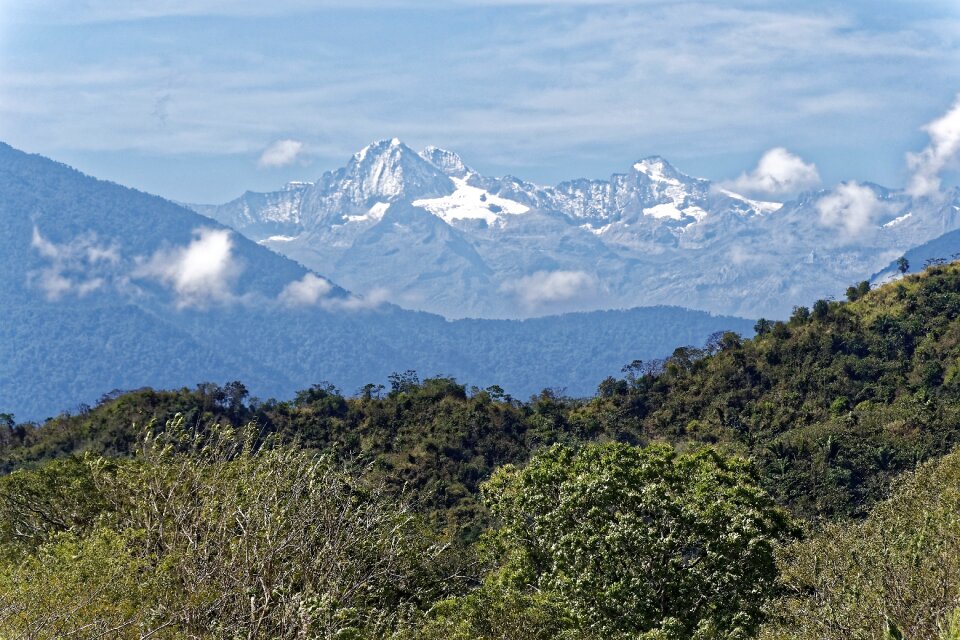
[193,140,960,319]
[0,140,756,419]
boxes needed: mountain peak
[344,139,454,202]
[419,146,470,178]
[632,156,686,183]
[353,138,414,163]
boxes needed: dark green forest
[4,264,960,638]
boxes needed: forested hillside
[3,264,960,637]
[0,142,753,420]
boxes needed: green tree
[812,299,830,320]
[897,256,910,274]
[476,443,796,639]
[755,318,773,335]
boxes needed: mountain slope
[0,142,753,420]
[871,214,960,284]
[195,142,960,319]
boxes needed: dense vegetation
[4,264,960,637]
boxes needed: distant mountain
[871,223,960,285]
[194,140,960,319]
[0,142,753,420]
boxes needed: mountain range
[0,142,753,421]
[193,139,960,319]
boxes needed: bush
[0,416,455,639]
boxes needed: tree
[897,256,910,274]
[0,414,22,447]
[479,443,797,639]
[845,281,871,302]
[812,299,830,320]
[389,370,421,394]
[789,306,810,325]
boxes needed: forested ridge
[4,264,960,638]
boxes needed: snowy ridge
[195,141,960,321]
[413,176,529,224]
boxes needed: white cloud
[815,181,889,237]
[907,94,960,198]
[257,139,306,168]
[135,228,240,307]
[278,272,332,306]
[278,274,389,311]
[724,147,820,198]
[327,287,390,311]
[500,270,595,308]
[28,226,118,300]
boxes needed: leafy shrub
[762,446,960,639]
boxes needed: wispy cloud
[279,273,388,311]
[6,0,649,23]
[28,227,119,300]
[907,94,960,199]
[329,287,390,311]
[723,147,820,198]
[500,270,596,309]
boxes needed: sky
[0,0,958,204]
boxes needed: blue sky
[0,0,958,203]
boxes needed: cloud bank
[258,139,306,168]
[907,94,960,199]
[29,225,388,313]
[724,147,820,198]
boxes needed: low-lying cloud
[29,227,119,300]
[278,273,333,306]
[907,94,960,199]
[330,287,390,311]
[135,228,241,308]
[816,181,890,237]
[30,225,392,313]
[258,139,306,168]
[724,147,820,199]
[279,273,388,311]
[500,270,596,309]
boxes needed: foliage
[761,446,960,639]
[589,263,960,520]
[5,264,960,637]
[0,416,455,639]
[432,442,796,639]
